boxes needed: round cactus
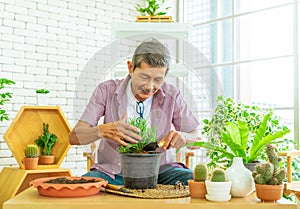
[25,144,39,158]
[210,168,226,182]
[194,163,208,182]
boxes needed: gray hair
[132,38,171,74]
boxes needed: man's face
[128,61,167,101]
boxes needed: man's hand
[98,113,142,146]
[160,130,185,149]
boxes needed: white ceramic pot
[226,157,255,197]
[205,180,232,202]
[36,93,49,106]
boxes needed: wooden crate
[4,106,71,169]
[136,16,172,22]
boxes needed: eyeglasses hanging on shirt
[136,101,144,121]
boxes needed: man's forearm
[69,125,101,145]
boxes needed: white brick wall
[0,0,144,176]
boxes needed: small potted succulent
[24,144,39,170]
[252,144,286,202]
[119,117,162,189]
[35,123,58,165]
[205,168,232,202]
[36,88,50,106]
[188,163,208,198]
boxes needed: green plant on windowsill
[136,0,171,16]
[118,117,157,154]
[0,78,15,121]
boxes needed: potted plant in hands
[135,0,172,22]
[36,89,49,106]
[35,123,58,165]
[188,163,208,198]
[205,168,232,202]
[252,144,286,202]
[118,117,162,189]
[24,144,39,170]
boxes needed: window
[181,0,299,144]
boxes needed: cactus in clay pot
[25,144,39,158]
[211,168,227,182]
[194,163,208,182]
[252,144,286,185]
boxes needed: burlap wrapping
[104,184,190,199]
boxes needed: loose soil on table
[44,177,99,184]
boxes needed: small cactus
[194,163,208,182]
[211,168,226,182]
[252,144,286,185]
[25,144,39,158]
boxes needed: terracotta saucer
[30,176,108,197]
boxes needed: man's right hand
[98,113,142,146]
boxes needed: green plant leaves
[0,78,15,121]
[135,0,170,16]
[197,96,291,168]
[118,117,157,153]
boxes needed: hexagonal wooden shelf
[4,106,71,169]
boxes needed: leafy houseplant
[205,168,232,202]
[136,0,170,16]
[119,117,162,189]
[188,163,208,198]
[35,123,58,165]
[192,96,291,169]
[0,78,15,121]
[24,144,39,170]
[36,89,49,106]
[252,144,286,201]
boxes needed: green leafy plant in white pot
[36,89,50,106]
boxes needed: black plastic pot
[120,153,162,189]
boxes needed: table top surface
[3,187,296,209]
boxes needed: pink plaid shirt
[80,75,200,179]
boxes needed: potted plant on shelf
[252,144,286,202]
[188,163,208,198]
[189,96,291,171]
[36,88,50,106]
[135,0,172,22]
[205,168,232,202]
[0,78,15,121]
[35,123,58,165]
[23,144,39,170]
[118,117,162,189]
